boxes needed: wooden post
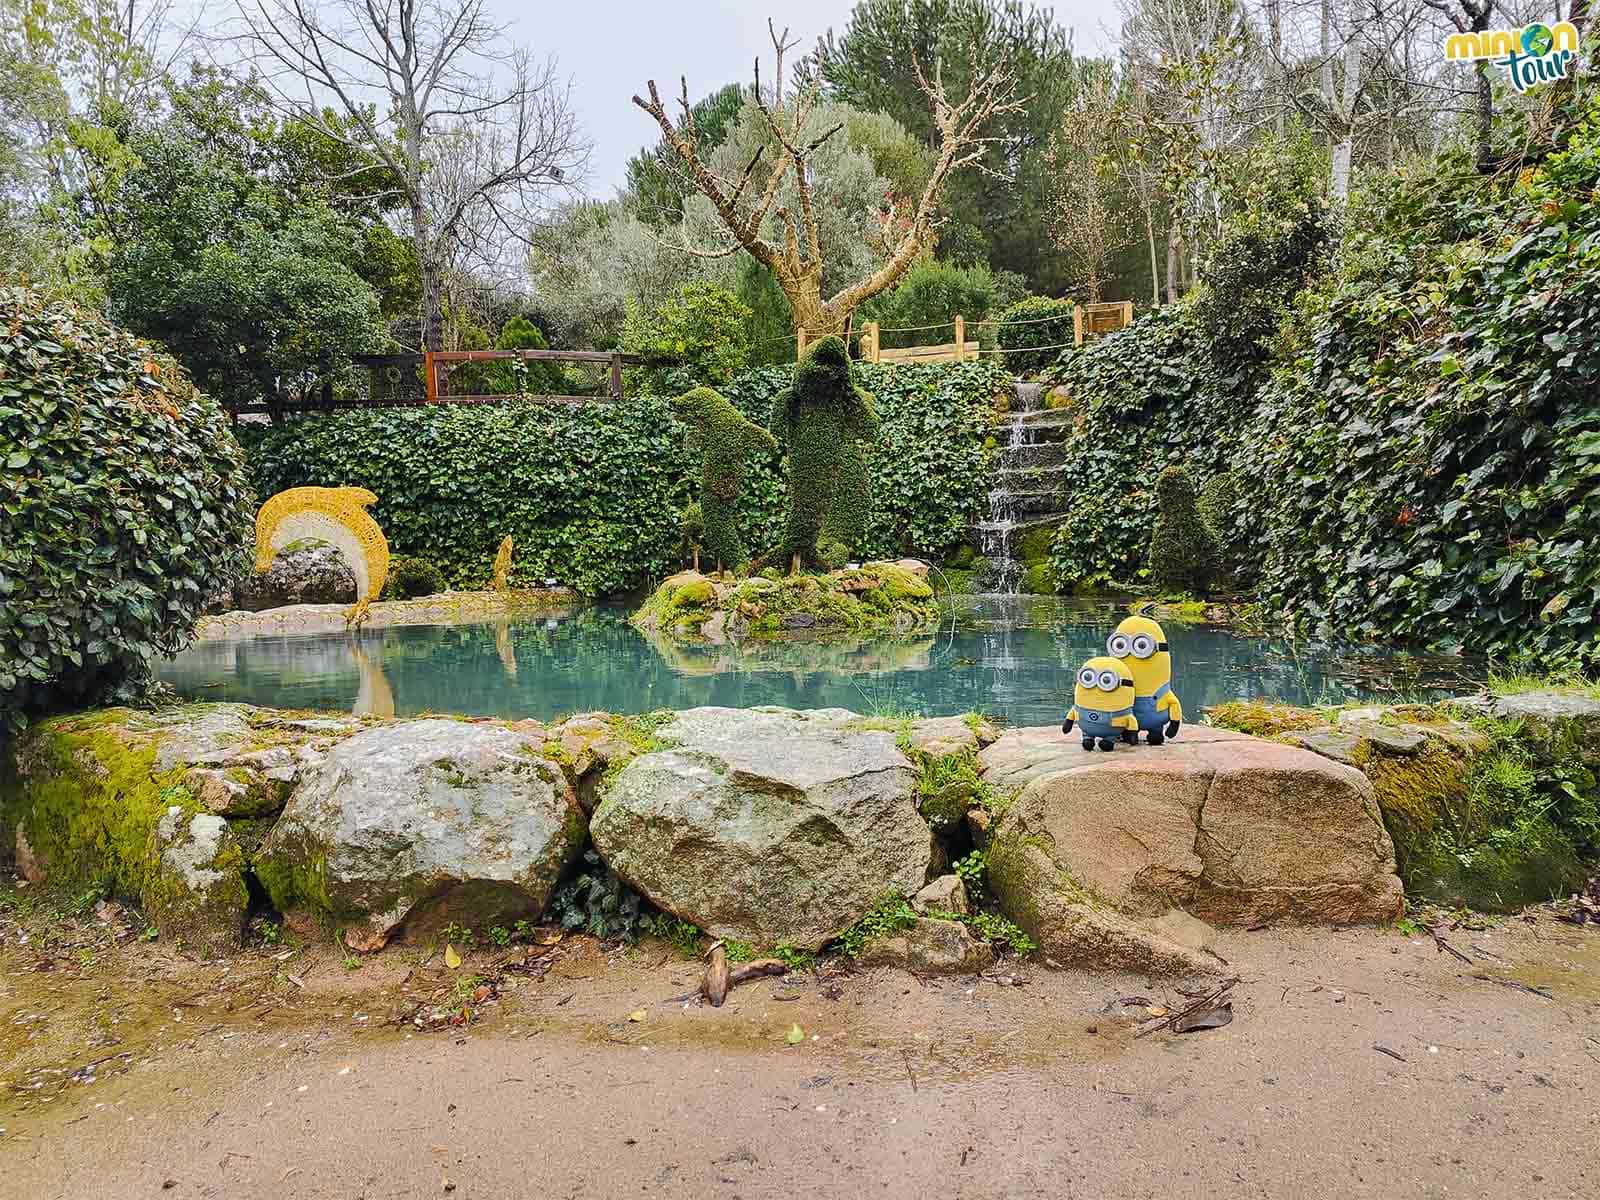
[424,349,438,402]
[796,326,809,361]
[861,322,881,364]
[609,352,623,400]
[1073,306,1086,347]
[954,314,966,361]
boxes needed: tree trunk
[1319,0,1335,114]
[1474,61,1494,173]
[1268,0,1285,136]
[1145,207,1160,308]
[412,200,444,353]
[1165,233,1181,305]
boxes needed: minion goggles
[1107,632,1168,659]
[1077,667,1134,691]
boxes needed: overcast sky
[489,1,1118,199]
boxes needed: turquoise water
[159,597,1479,727]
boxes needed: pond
[159,597,1482,728]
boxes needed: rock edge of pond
[7,694,1592,975]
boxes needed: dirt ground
[1,890,1596,1199]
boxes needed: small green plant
[76,947,96,968]
[642,913,702,957]
[1395,916,1424,937]
[383,555,446,600]
[928,905,1037,956]
[441,921,477,949]
[342,951,362,971]
[772,942,816,972]
[140,925,159,943]
[836,893,918,958]
[512,919,534,941]
[488,925,511,947]
[722,938,756,963]
[953,850,988,902]
[549,850,645,941]
[257,920,283,948]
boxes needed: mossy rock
[634,563,939,641]
[1014,523,1059,567]
[2,707,254,946]
[1211,697,1592,911]
[1019,562,1057,594]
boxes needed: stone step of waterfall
[1006,491,1072,517]
[1010,381,1045,413]
[1002,442,1066,469]
[997,462,1070,487]
[972,512,1070,536]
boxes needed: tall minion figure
[1061,656,1138,751]
[1107,616,1183,744]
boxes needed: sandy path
[3,921,1596,1199]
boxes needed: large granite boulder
[221,542,358,612]
[591,707,932,950]
[258,719,586,950]
[982,724,1403,975]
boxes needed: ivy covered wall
[1042,98,1600,664]
[241,360,1007,597]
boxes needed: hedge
[995,296,1077,375]
[241,359,1008,597]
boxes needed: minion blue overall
[1107,615,1183,745]
[1061,656,1138,751]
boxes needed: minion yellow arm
[1115,712,1138,731]
[1067,706,1079,722]
[1160,692,1184,722]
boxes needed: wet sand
[2,916,1596,1198]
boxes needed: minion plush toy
[1107,615,1183,744]
[1061,656,1138,751]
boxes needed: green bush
[857,259,999,350]
[770,337,880,567]
[996,296,1077,375]
[1241,106,1600,659]
[383,556,445,600]
[622,281,752,395]
[0,283,255,731]
[242,359,1004,597]
[485,317,566,396]
[1149,467,1221,594]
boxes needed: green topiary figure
[769,336,880,570]
[1196,470,1240,541]
[1149,465,1222,594]
[670,386,778,571]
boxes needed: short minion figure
[1061,656,1138,751]
[1107,615,1183,744]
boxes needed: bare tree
[1046,66,1133,303]
[234,0,590,350]
[632,20,1024,340]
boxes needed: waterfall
[972,382,1062,595]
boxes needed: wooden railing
[424,349,642,404]
[853,316,980,365]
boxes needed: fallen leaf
[628,1009,647,1023]
[1173,1003,1233,1034]
[1146,1005,1168,1017]
[444,944,462,970]
[785,1024,805,1045]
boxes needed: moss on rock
[632,562,940,642]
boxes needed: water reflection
[161,599,1481,727]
